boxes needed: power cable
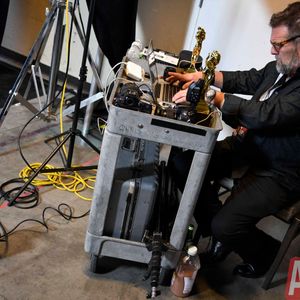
[0,203,89,257]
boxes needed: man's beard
[276,52,299,75]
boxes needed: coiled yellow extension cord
[19,163,96,201]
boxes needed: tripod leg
[44,129,72,167]
[47,2,67,114]
[8,131,73,206]
[0,4,58,127]
[76,131,100,154]
[82,47,104,137]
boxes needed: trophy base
[189,112,213,127]
[175,106,213,127]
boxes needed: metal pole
[66,0,97,167]
[82,46,104,136]
[0,3,57,127]
[47,0,67,115]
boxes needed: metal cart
[84,59,222,281]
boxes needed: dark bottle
[184,224,194,250]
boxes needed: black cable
[3,186,39,209]
[0,203,89,240]
[17,100,57,171]
[0,178,39,209]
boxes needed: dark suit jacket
[220,61,300,190]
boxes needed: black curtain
[0,0,9,45]
[86,0,138,68]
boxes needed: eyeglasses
[271,35,300,52]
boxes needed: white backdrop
[184,0,295,71]
[2,0,296,77]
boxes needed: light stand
[0,0,103,127]
[8,0,99,206]
[0,1,59,126]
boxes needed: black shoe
[200,238,231,266]
[233,263,267,278]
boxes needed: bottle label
[171,273,175,286]
[183,271,197,294]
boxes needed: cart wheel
[159,267,174,286]
[90,254,99,273]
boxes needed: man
[168,2,300,278]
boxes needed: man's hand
[172,89,189,104]
[167,71,203,89]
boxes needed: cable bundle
[0,178,39,209]
[19,163,96,201]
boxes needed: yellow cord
[19,163,96,201]
[59,0,70,157]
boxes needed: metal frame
[85,60,223,274]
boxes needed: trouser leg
[211,172,291,269]
[168,138,237,238]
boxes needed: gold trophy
[195,50,221,115]
[187,27,206,72]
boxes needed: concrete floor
[0,100,299,300]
